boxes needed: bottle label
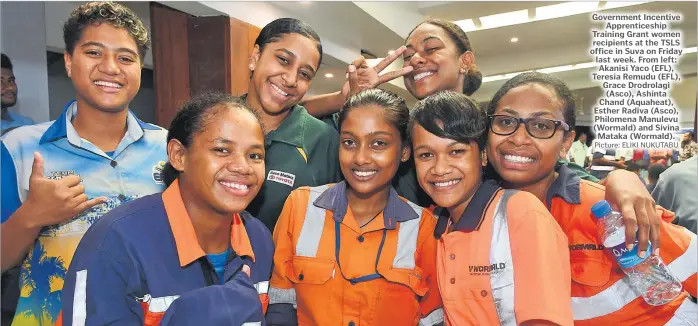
[608,241,652,268]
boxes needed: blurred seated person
[646,163,667,193]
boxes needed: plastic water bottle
[591,200,682,306]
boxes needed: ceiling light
[602,1,650,10]
[684,47,697,54]
[479,10,529,30]
[510,37,519,43]
[325,73,334,78]
[454,19,477,32]
[299,1,312,4]
[536,2,600,21]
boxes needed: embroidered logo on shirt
[152,161,166,185]
[469,263,506,276]
[267,170,295,187]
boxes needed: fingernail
[654,248,660,256]
[627,243,634,251]
[638,250,646,258]
[348,65,356,72]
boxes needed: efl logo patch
[267,170,295,187]
[152,161,166,185]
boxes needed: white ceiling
[41,1,698,112]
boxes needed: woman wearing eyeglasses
[485,72,697,325]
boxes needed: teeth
[413,71,434,81]
[504,154,535,163]
[433,179,461,187]
[94,80,122,88]
[220,181,249,190]
[271,84,288,96]
[353,170,377,177]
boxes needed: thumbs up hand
[22,152,108,228]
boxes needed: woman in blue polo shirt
[59,92,274,326]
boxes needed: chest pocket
[571,255,613,287]
[380,267,428,296]
[289,257,335,285]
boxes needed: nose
[354,144,371,166]
[508,121,533,146]
[409,52,427,67]
[281,69,298,88]
[226,153,254,174]
[98,54,120,75]
[431,155,452,176]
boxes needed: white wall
[1,2,50,123]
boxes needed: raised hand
[341,46,415,99]
[21,152,107,228]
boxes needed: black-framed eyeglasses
[489,114,570,139]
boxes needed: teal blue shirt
[207,248,232,284]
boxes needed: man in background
[652,156,697,234]
[567,132,589,167]
[646,163,666,193]
[1,54,35,135]
[680,131,697,161]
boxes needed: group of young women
[60,16,696,326]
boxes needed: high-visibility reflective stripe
[255,281,269,294]
[393,216,421,269]
[269,286,297,307]
[572,230,697,320]
[146,294,180,313]
[489,190,517,326]
[72,270,88,326]
[665,297,698,326]
[242,322,262,326]
[296,185,330,257]
[668,230,697,281]
[418,308,444,326]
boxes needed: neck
[71,99,128,152]
[346,185,390,227]
[1,107,8,120]
[179,179,232,254]
[246,87,291,134]
[504,172,558,206]
[446,180,481,225]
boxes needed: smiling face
[402,23,472,100]
[170,106,266,216]
[248,33,320,116]
[339,105,409,199]
[412,122,485,216]
[64,23,142,113]
[1,67,17,109]
[487,83,574,190]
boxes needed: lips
[413,71,434,81]
[94,80,123,93]
[219,180,253,196]
[270,83,289,97]
[350,169,378,181]
[503,154,535,163]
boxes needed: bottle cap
[591,200,612,219]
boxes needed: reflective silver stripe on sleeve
[393,201,424,269]
[418,308,444,326]
[489,189,517,326]
[295,185,330,258]
[268,286,297,307]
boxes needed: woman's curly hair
[63,2,150,61]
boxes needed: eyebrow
[277,48,317,74]
[341,130,395,138]
[500,107,556,119]
[81,41,139,57]
[212,138,264,150]
[405,36,440,49]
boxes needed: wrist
[13,204,43,230]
